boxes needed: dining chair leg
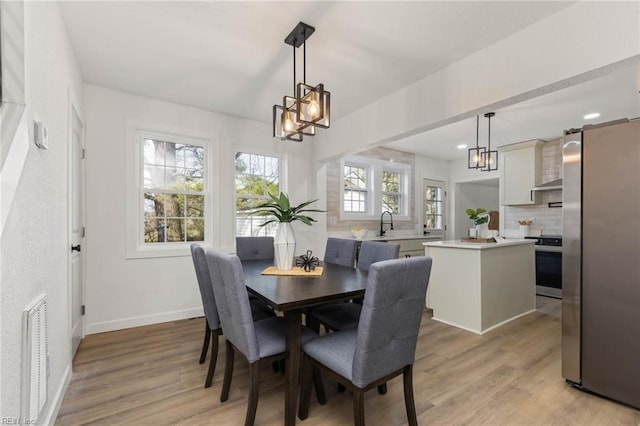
[377,383,387,395]
[403,364,417,426]
[353,389,365,426]
[338,382,346,393]
[297,355,313,420]
[199,322,211,364]
[204,332,219,388]
[312,366,327,405]
[245,362,261,426]
[221,340,234,402]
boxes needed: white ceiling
[58,1,639,161]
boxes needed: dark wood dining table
[241,259,369,426]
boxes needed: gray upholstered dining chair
[190,243,275,389]
[298,256,432,426]
[236,236,275,261]
[311,241,400,332]
[324,237,358,268]
[205,249,323,426]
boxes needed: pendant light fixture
[273,22,330,142]
[481,112,498,171]
[467,115,486,169]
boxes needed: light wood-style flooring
[56,297,640,425]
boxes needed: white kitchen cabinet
[499,140,544,205]
[396,237,441,258]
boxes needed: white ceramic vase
[476,223,489,238]
[274,222,296,271]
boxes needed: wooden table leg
[285,310,302,426]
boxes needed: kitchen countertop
[353,234,442,241]
[423,238,535,250]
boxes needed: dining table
[241,259,369,426]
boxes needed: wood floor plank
[56,298,640,425]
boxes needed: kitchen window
[340,156,410,220]
[235,151,282,237]
[126,127,213,258]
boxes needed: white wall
[314,1,640,162]
[455,182,500,240]
[83,85,316,335]
[1,1,83,421]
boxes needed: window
[127,125,213,259]
[423,179,446,231]
[142,137,206,243]
[235,151,281,237]
[340,156,411,220]
[343,164,368,213]
[381,170,401,214]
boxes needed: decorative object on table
[351,227,368,240]
[248,192,324,271]
[272,22,330,142]
[296,250,320,272]
[261,266,324,277]
[518,220,533,237]
[466,208,490,238]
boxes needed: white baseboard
[40,363,71,426]
[432,309,536,335]
[85,307,204,335]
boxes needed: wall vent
[21,294,48,423]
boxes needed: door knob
[71,244,81,252]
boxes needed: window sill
[126,243,208,260]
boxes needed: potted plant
[249,192,324,270]
[465,208,490,237]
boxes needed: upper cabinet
[499,140,544,206]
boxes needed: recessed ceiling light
[457,144,468,149]
[584,112,600,120]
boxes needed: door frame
[67,88,85,358]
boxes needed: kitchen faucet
[379,211,394,236]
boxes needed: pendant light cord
[476,115,479,148]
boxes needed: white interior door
[70,107,85,357]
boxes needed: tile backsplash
[503,139,563,236]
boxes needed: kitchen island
[423,239,536,334]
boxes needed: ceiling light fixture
[273,22,330,142]
[481,112,498,171]
[468,115,486,169]
[583,112,600,120]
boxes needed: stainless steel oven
[525,236,562,298]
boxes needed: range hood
[532,178,563,191]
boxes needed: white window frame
[339,155,411,221]
[234,148,285,238]
[126,121,217,259]
[423,179,447,233]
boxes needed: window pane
[143,139,164,165]
[166,167,185,190]
[186,218,205,241]
[165,194,184,218]
[144,217,166,243]
[144,193,165,217]
[344,189,366,213]
[382,194,399,214]
[144,165,165,188]
[382,171,400,192]
[166,219,185,242]
[344,165,366,189]
[235,152,280,237]
[186,195,204,218]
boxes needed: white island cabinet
[423,239,536,334]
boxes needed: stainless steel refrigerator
[562,118,640,409]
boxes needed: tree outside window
[235,152,280,236]
[343,164,368,213]
[381,170,401,214]
[142,138,205,243]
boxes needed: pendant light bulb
[307,92,320,117]
[283,110,294,132]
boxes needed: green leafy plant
[465,208,488,225]
[249,192,324,227]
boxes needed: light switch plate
[34,121,48,150]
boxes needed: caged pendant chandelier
[467,115,486,169]
[481,112,498,171]
[273,22,330,142]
